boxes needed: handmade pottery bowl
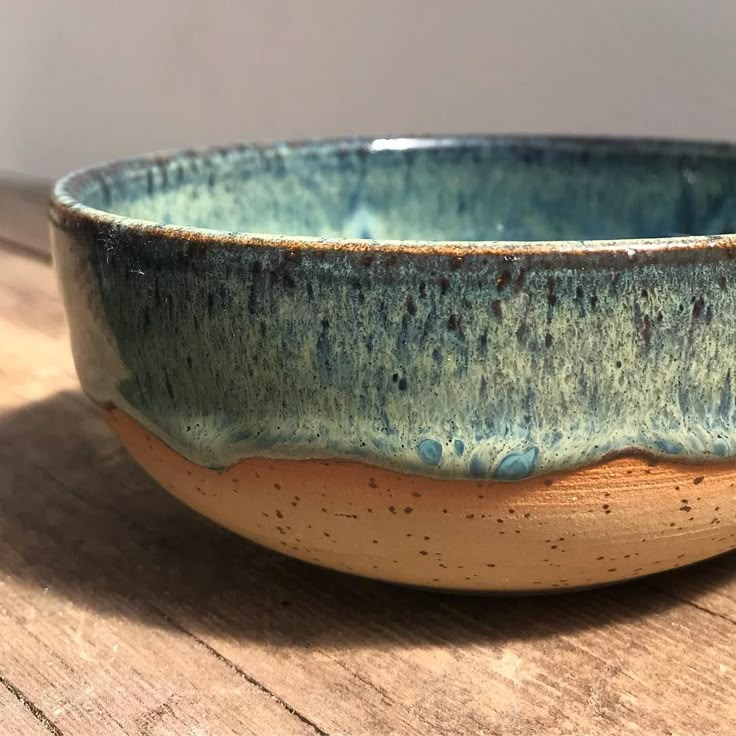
[51,136,736,592]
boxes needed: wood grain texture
[1,240,736,735]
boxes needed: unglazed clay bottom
[110,408,736,592]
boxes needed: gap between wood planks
[0,674,65,736]
[0,236,51,265]
[148,606,330,736]
[0,425,331,735]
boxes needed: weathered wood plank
[0,247,322,736]
[2,245,736,735]
[0,554,320,736]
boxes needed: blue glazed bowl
[51,136,736,591]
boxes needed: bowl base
[107,408,736,593]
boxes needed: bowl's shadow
[3,390,735,647]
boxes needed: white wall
[2,0,735,178]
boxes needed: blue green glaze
[50,136,736,480]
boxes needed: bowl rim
[50,133,736,258]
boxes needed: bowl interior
[61,137,736,242]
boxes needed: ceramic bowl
[51,136,736,592]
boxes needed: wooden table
[1,238,735,736]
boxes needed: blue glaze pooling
[713,438,729,456]
[654,439,685,455]
[494,447,539,481]
[50,136,736,480]
[417,438,443,467]
[469,454,488,478]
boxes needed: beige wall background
[1,0,735,178]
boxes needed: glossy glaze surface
[52,137,736,482]
[62,137,736,241]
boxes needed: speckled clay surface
[109,408,736,592]
[50,136,736,591]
